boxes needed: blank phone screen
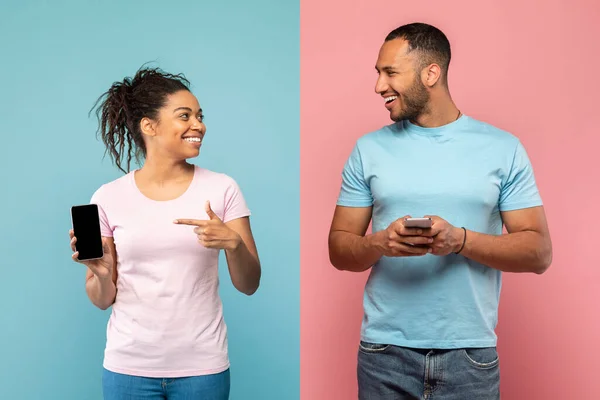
[71,204,103,260]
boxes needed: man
[328,22,552,400]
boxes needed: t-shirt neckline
[129,165,199,203]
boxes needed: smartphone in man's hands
[403,217,432,229]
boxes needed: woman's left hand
[174,201,242,250]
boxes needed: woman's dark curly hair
[90,66,191,173]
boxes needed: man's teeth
[184,137,202,142]
[385,96,398,103]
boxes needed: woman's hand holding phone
[69,230,114,280]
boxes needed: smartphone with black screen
[70,204,104,261]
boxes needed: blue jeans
[357,342,500,400]
[102,368,230,400]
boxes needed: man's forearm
[458,229,552,274]
[329,230,384,272]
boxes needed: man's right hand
[69,229,114,280]
[374,216,434,257]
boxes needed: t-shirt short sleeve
[498,140,543,212]
[222,178,251,223]
[90,186,114,237]
[337,143,374,207]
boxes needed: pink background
[300,1,600,399]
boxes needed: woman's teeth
[184,137,202,143]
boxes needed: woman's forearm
[225,241,261,296]
[85,274,117,310]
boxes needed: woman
[69,66,261,399]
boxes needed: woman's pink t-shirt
[90,166,250,378]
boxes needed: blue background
[0,1,299,399]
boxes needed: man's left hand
[425,215,465,256]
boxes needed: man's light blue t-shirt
[337,115,542,349]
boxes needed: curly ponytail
[90,66,191,173]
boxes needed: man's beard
[392,77,430,122]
